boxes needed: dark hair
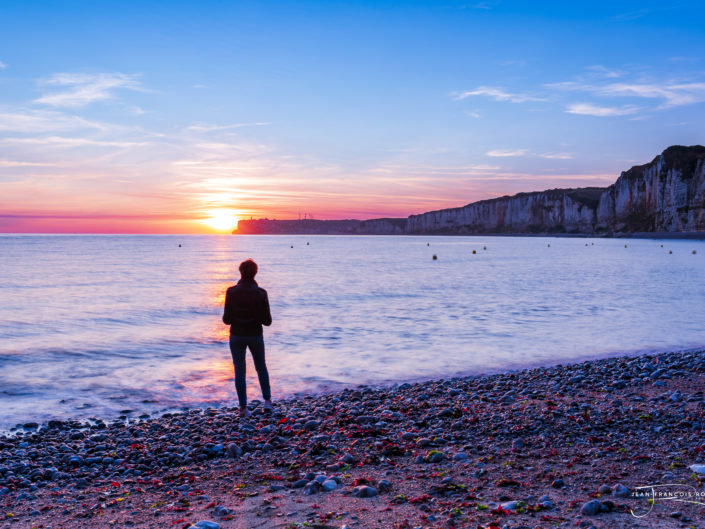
[239,259,258,280]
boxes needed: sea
[1,234,704,430]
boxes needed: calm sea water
[1,234,704,428]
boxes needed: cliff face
[407,145,705,235]
[406,188,603,234]
[234,146,705,236]
[595,146,705,232]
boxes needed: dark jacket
[222,278,272,336]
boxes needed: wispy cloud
[466,1,501,9]
[0,61,7,70]
[0,109,109,132]
[597,82,705,108]
[185,122,271,133]
[549,76,705,111]
[668,56,699,63]
[467,164,501,170]
[611,8,653,21]
[0,159,50,167]
[566,103,641,116]
[0,136,149,148]
[540,153,574,159]
[455,87,545,103]
[34,72,142,107]
[485,149,528,157]
[586,65,623,79]
[454,65,705,121]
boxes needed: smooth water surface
[1,234,704,428]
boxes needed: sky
[1,0,704,233]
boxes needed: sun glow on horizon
[201,210,239,232]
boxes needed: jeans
[229,334,271,407]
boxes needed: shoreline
[5,345,702,436]
[2,349,705,528]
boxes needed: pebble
[613,483,631,497]
[213,505,231,516]
[601,500,615,512]
[352,485,378,497]
[292,479,308,488]
[303,481,321,495]
[378,479,391,491]
[551,478,564,488]
[581,500,603,516]
[426,451,444,463]
[322,479,338,491]
[194,522,219,529]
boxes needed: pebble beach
[2,349,705,529]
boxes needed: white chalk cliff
[406,146,705,235]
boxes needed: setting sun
[202,210,239,232]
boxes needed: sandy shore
[2,349,705,529]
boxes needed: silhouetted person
[222,259,273,418]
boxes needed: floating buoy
[624,244,627,248]
[483,246,487,250]
[291,245,294,248]
[548,244,550,247]
[432,254,437,260]
[660,244,664,248]
[585,243,588,246]
[591,243,594,246]
[669,250,673,254]
[472,250,477,254]
[693,250,697,254]
[178,244,181,247]
[427,243,430,246]
[307,242,310,245]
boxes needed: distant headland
[234,145,705,236]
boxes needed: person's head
[239,259,258,280]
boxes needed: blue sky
[1,0,704,232]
